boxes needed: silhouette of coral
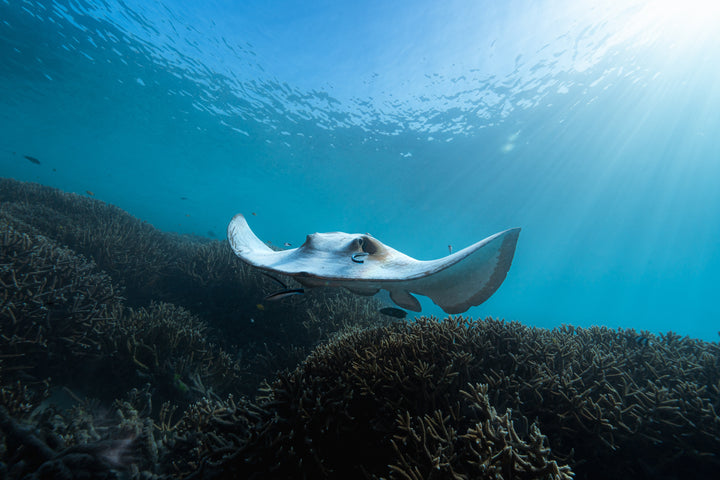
[1,178,388,478]
[0,213,244,405]
[0,218,122,388]
[182,317,719,480]
[0,178,390,389]
[4,178,719,479]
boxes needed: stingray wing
[387,228,521,313]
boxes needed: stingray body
[227,214,520,314]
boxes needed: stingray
[227,214,520,314]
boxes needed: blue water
[2,0,720,341]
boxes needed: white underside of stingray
[227,214,520,314]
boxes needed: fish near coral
[173,373,189,394]
[379,307,408,319]
[264,288,304,301]
[227,213,520,314]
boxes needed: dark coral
[193,318,573,479]
[0,387,164,480]
[1,178,388,477]
[0,218,121,388]
[0,178,390,386]
[0,215,243,405]
[2,178,720,480]
[187,317,720,480]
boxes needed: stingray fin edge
[436,228,520,313]
[227,213,276,260]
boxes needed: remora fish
[264,288,305,301]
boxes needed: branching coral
[388,384,572,480]
[108,302,245,401]
[0,214,244,406]
[0,219,122,386]
[190,317,719,480]
[4,178,719,479]
[192,318,574,479]
[0,178,388,394]
[0,389,165,479]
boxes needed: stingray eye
[360,236,378,254]
[356,237,364,247]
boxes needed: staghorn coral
[5,178,719,479]
[108,301,245,402]
[0,389,160,479]
[1,178,389,392]
[186,316,719,480]
[0,213,245,406]
[0,178,246,317]
[0,218,122,387]
[191,318,573,479]
[388,383,572,480]
[1,178,390,477]
[162,394,256,478]
[0,178,173,302]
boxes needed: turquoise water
[2,0,719,340]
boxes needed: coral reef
[0,387,161,479]
[0,178,390,386]
[0,214,243,405]
[2,178,719,479]
[1,178,389,477]
[182,317,719,480]
[0,218,121,389]
[0,178,172,302]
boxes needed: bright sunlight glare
[623,0,720,45]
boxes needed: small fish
[264,288,304,301]
[448,245,453,254]
[185,214,190,217]
[24,155,40,165]
[173,373,189,394]
[352,252,369,263]
[379,307,407,319]
[251,212,257,216]
[52,168,57,172]
[180,196,188,200]
[635,335,650,347]
[256,303,265,311]
[85,190,94,196]
[207,230,217,238]
[283,242,292,247]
